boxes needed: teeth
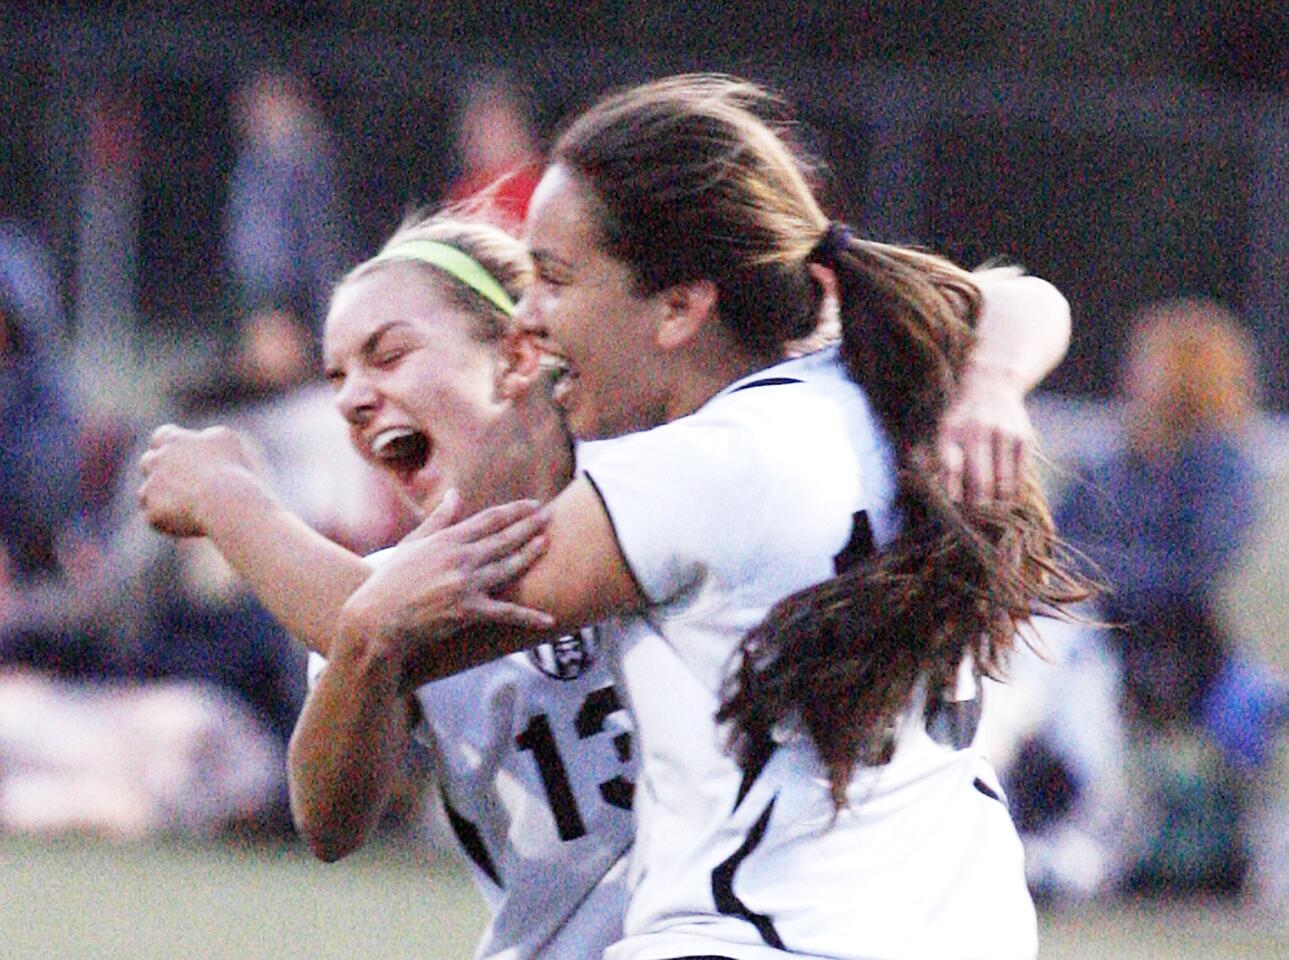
[371,427,418,458]
[538,355,572,381]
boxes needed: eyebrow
[323,320,409,377]
[531,248,575,275]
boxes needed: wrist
[336,590,405,681]
[960,356,1027,395]
[196,466,274,533]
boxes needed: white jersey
[309,627,635,960]
[306,448,638,960]
[583,346,1035,960]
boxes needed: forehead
[323,263,471,358]
[525,165,605,257]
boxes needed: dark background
[1,0,1286,405]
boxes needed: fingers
[938,435,965,504]
[992,432,1020,503]
[960,431,994,507]
[147,423,182,450]
[448,498,546,545]
[403,488,463,543]
[466,596,556,630]
[473,526,550,591]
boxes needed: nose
[334,370,378,427]
[512,290,547,339]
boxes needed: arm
[138,424,372,656]
[969,269,1071,392]
[939,271,1072,503]
[287,646,416,861]
[339,477,642,690]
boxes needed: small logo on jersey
[528,628,598,680]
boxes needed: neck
[664,329,780,423]
[457,387,574,516]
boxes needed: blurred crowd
[0,66,537,838]
[2,64,1287,915]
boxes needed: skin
[517,165,773,439]
[138,267,566,859]
[940,269,1072,504]
[137,210,1068,858]
[337,166,1073,693]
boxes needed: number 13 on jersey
[516,685,634,841]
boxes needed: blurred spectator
[0,219,107,680]
[982,617,1133,901]
[0,671,280,839]
[0,221,83,589]
[1054,297,1286,893]
[0,288,405,839]
[445,74,542,230]
[225,67,349,337]
[0,224,282,841]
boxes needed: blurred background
[1,1,1288,957]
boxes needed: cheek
[421,377,497,444]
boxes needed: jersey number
[516,685,634,841]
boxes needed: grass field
[3,834,1288,959]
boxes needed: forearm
[338,594,535,694]
[286,641,413,861]
[970,270,1071,394]
[200,473,372,656]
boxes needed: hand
[340,491,555,687]
[137,424,269,538]
[938,364,1034,505]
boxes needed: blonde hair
[340,208,532,343]
[1124,297,1258,456]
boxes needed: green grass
[4,834,1288,959]
[0,834,485,960]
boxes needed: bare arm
[338,478,641,690]
[138,425,372,656]
[287,643,416,861]
[940,271,1072,503]
[969,269,1071,392]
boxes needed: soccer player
[139,214,637,960]
[339,76,1082,960]
[140,206,1066,960]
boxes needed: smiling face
[514,165,672,441]
[322,263,510,515]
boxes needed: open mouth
[370,426,431,474]
[538,353,572,383]
[538,353,578,405]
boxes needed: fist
[137,424,267,538]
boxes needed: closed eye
[371,346,410,368]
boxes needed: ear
[496,328,543,400]
[656,279,719,352]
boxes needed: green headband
[370,240,516,316]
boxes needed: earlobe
[496,329,543,399]
[656,280,719,351]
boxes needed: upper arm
[507,477,647,631]
[971,270,1072,393]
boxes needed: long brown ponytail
[555,75,1088,809]
[719,226,1088,808]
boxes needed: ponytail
[719,223,1088,809]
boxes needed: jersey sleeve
[580,414,773,608]
[581,378,886,615]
